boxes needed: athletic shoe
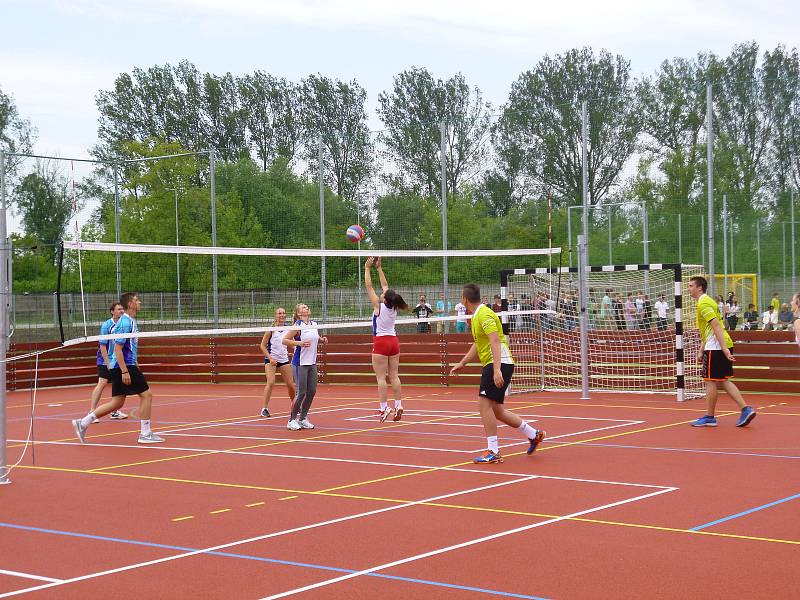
[260,408,271,418]
[393,407,403,422]
[379,407,394,423]
[527,429,546,455]
[110,410,128,420]
[72,419,87,444]
[137,432,165,444]
[736,406,757,427]
[299,418,315,430]
[473,450,503,464]
[287,419,301,431]
[691,415,718,427]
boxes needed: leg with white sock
[371,354,390,418]
[387,354,403,420]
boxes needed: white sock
[80,413,96,428]
[487,436,499,453]
[380,401,388,412]
[518,421,537,439]
[394,400,402,409]
[141,420,152,435]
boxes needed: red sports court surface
[2,384,799,599]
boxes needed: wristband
[122,370,129,374]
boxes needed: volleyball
[346,224,364,243]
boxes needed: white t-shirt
[268,327,290,363]
[296,320,321,365]
[373,303,397,337]
[454,302,467,323]
[762,310,778,326]
[654,300,668,319]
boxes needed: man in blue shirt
[73,293,164,444]
[87,302,128,421]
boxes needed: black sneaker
[260,408,271,418]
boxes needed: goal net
[501,264,704,401]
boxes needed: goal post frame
[500,263,696,402]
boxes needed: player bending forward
[450,283,545,464]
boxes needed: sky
[1,0,798,160]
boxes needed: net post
[210,148,219,327]
[0,148,9,484]
[674,265,686,402]
[440,121,449,333]
[113,165,122,297]
[56,242,65,343]
[318,135,328,321]
[577,235,590,400]
[706,83,715,297]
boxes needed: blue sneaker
[527,429,546,454]
[473,450,503,464]
[691,415,717,427]
[736,406,757,427]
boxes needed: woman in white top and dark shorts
[258,307,296,418]
[365,257,409,422]
[792,293,800,348]
[283,303,327,431]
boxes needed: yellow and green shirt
[471,304,514,366]
[697,293,733,350]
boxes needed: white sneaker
[137,432,165,444]
[72,419,87,444]
[110,410,128,420]
[287,419,301,431]
[299,418,315,430]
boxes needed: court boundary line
[0,569,63,584]
[690,491,800,531]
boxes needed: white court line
[344,419,492,428]
[0,476,537,598]
[0,569,63,584]
[492,421,642,452]
[339,407,641,423]
[8,439,673,489]
[263,486,678,599]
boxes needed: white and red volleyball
[346,224,364,243]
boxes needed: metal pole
[642,200,649,264]
[723,194,728,296]
[701,214,706,269]
[318,136,327,320]
[577,234,590,400]
[567,206,573,268]
[782,221,787,284]
[0,149,9,484]
[789,188,797,296]
[356,208,362,318]
[706,83,715,297]
[756,219,762,310]
[113,166,121,297]
[607,206,612,265]
[175,189,181,321]
[210,149,219,327]
[440,121,449,332]
[678,213,682,264]
[581,101,590,263]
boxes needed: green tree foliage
[0,83,36,176]
[377,68,492,199]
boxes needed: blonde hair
[292,303,307,323]
[273,307,286,325]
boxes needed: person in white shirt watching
[762,305,778,330]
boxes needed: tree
[377,68,492,199]
[13,161,75,257]
[0,83,36,175]
[495,48,641,206]
[238,72,301,170]
[300,74,373,204]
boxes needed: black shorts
[702,349,734,381]
[264,358,291,367]
[479,363,514,403]
[97,364,111,380]
[110,365,150,396]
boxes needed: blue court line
[576,442,800,460]
[0,522,549,599]
[690,492,800,531]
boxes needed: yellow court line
[245,501,265,507]
[279,496,298,501]
[209,509,231,514]
[86,403,549,473]
[13,464,799,548]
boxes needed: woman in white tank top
[258,307,296,418]
[365,257,409,422]
[792,293,800,348]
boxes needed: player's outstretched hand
[375,256,382,269]
[449,364,462,377]
[365,257,375,268]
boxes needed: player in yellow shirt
[688,276,756,427]
[450,283,545,463]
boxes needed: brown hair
[462,283,481,303]
[109,301,123,313]
[119,292,138,310]
[689,276,708,292]
[384,290,408,311]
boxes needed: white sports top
[267,326,290,363]
[297,320,320,365]
[373,303,397,337]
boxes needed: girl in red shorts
[365,257,409,422]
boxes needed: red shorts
[373,335,400,356]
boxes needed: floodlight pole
[0,149,9,484]
[706,83,715,297]
[210,149,219,327]
[113,166,122,297]
[318,136,328,321]
[440,121,449,332]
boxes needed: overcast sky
[2,0,798,159]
